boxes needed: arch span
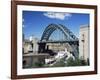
[38,24,79,58]
[41,24,78,41]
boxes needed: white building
[23,36,39,54]
[79,25,89,62]
[23,39,33,54]
[31,36,39,52]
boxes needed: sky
[22,11,89,40]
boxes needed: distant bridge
[41,24,78,42]
[38,24,79,58]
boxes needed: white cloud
[22,18,25,28]
[43,12,72,20]
[22,24,25,28]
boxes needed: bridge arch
[41,24,78,41]
[39,24,79,58]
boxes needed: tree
[66,57,87,66]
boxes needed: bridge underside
[38,40,79,45]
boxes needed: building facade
[79,25,89,62]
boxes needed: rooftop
[80,24,89,28]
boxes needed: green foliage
[31,57,88,68]
[30,62,45,68]
[50,57,88,67]
[34,62,44,67]
[66,57,88,66]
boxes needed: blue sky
[22,11,89,40]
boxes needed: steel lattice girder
[41,24,78,41]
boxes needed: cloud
[43,12,72,20]
[22,24,25,28]
[22,19,25,28]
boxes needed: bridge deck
[38,40,79,43]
